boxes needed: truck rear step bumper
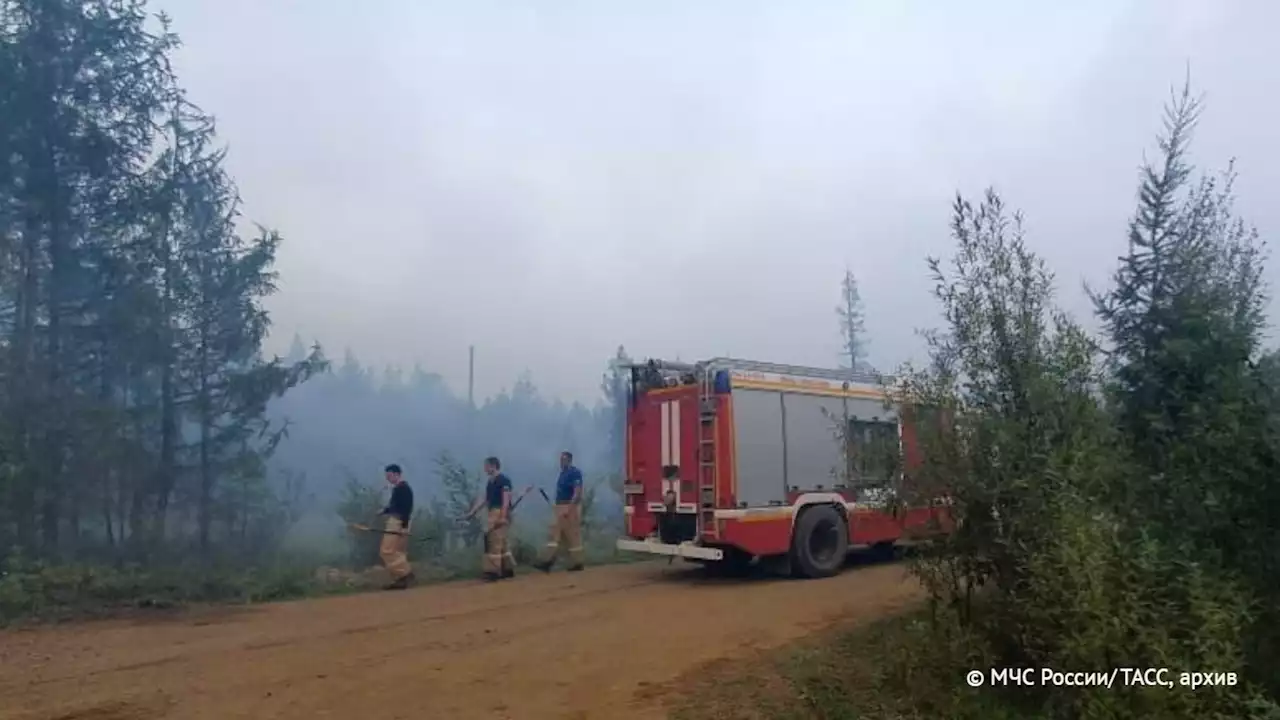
[616,538,725,561]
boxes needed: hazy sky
[158,0,1279,403]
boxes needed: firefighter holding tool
[460,456,516,581]
[378,463,415,590]
[532,450,585,573]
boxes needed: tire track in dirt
[0,560,920,720]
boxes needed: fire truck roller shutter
[730,389,788,507]
[779,393,848,492]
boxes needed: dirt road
[0,560,919,720]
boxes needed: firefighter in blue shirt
[532,451,585,572]
[461,456,516,581]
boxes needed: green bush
[876,81,1280,720]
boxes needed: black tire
[789,505,849,578]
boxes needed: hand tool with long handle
[511,486,534,512]
[457,486,534,525]
[348,522,410,536]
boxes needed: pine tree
[1092,78,1270,546]
[285,334,307,364]
[596,345,630,515]
[835,269,868,371]
[0,0,179,556]
[436,451,482,548]
[164,96,326,550]
[0,1,325,563]
[1092,78,1278,699]
[598,345,630,472]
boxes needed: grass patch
[671,606,1033,720]
[0,532,638,626]
[672,601,1280,720]
[0,555,353,626]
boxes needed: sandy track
[0,560,919,720]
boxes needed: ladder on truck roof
[697,367,719,541]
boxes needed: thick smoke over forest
[265,339,630,531]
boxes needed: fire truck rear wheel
[789,504,849,579]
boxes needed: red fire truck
[615,357,951,578]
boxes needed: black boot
[532,560,552,573]
[566,564,584,572]
[481,572,501,582]
[501,568,515,579]
[383,575,410,590]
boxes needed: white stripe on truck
[660,400,671,466]
[670,399,681,466]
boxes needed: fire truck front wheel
[789,504,849,579]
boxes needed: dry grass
[668,606,1030,720]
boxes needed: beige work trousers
[379,517,412,580]
[483,509,515,575]
[538,503,584,567]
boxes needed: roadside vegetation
[676,80,1280,720]
[0,492,630,625]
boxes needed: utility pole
[467,345,475,411]
[466,345,476,458]
[459,344,476,555]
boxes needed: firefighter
[532,450,584,573]
[461,456,516,581]
[378,463,415,590]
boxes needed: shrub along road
[0,559,918,720]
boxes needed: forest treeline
[0,1,329,567]
[0,0,630,620]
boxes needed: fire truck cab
[615,357,950,578]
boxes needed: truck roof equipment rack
[620,356,895,407]
[620,356,888,385]
[701,357,888,386]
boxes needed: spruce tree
[836,269,868,370]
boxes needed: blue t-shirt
[486,473,512,509]
[555,466,583,504]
